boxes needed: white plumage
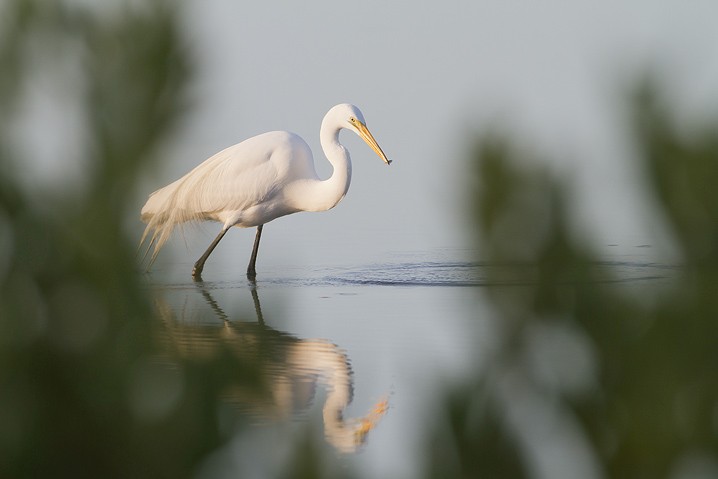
[140,103,390,279]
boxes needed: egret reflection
[153,282,387,453]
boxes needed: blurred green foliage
[424,85,718,478]
[0,2,259,477]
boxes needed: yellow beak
[357,122,391,165]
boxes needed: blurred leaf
[425,80,718,478]
[0,2,228,478]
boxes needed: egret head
[328,103,391,165]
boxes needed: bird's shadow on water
[151,277,388,454]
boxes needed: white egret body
[140,104,390,279]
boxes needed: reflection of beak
[353,397,389,444]
[357,122,391,165]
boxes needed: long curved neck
[306,121,351,212]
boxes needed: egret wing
[140,131,312,263]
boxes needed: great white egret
[140,103,390,279]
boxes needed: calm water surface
[145,250,676,478]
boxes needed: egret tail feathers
[139,156,234,269]
[139,213,177,269]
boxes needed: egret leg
[192,227,229,279]
[247,225,263,279]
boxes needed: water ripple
[259,260,680,288]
